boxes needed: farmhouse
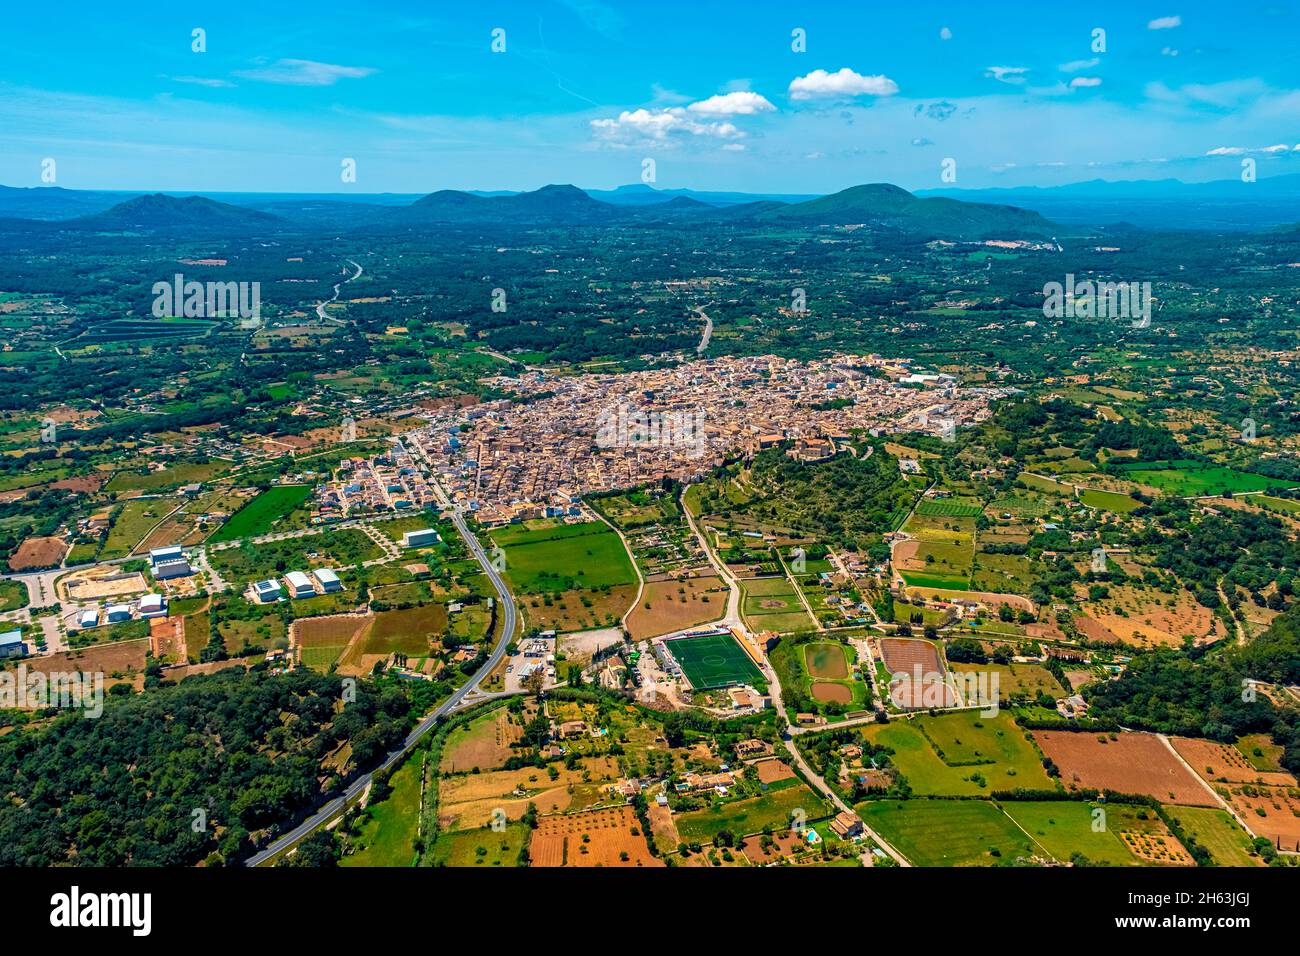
[829,810,864,839]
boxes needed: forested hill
[0,668,417,866]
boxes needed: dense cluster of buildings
[403,354,998,521]
[314,442,437,521]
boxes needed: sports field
[667,632,763,689]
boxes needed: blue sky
[2,0,1299,193]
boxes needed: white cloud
[590,107,743,145]
[1145,78,1269,109]
[1059,58,1099,73]
[939,27,953,40]
[788,68,899,100]
[233,59,377,86]
[1206,143,1297,155]
[985,66,1029,85]
[1148,15,1182,30]
[687,91,776,115]
[1070,77,1103,88]
[167,75,236,88]
[1161,47,1180,57]
[721,143,746,151]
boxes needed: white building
[402,528,440,548]
[105,604,132,623]
[254,579,282,603]
[284,571,315,598]
[78,608,99,629]
[312,567,342,593]
[139,594,167,618]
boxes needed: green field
[1162,806,1263,867]
[100,496,180,559]
[915,499,984,518]
[1115,461,1286,497]
[491,521,636,594]
[667,632,764,690]
[860,799,1040,866]
[1000,801,1139,866]
[0,579,29,612]
[674,783,829,843]
[428,823,529,867]
[209,485,313,543]
[860,710,1053,795]
[341,751,425,867]
[1078,487,1143,513]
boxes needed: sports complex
[659,628,764,690]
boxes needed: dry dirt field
[440,709,523,773]
[8,536,68,571]
[1034,731,1217,806]
[62,568,148,602]
[528,805,662,867]
[149,616,185,659]
[1077,585,1215,647]
[18,639,149,694]
[625,575,724,640]
[439,758,621,830]
[520,584,637,633]
[1172,737,1299,787]
[889,676,958,709]
[1221,785,1300,848]
[879,638,943,677]
[754,758,797,785]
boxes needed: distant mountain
[399,184,612,224]
[762,183,1056,239]
[918,174,1300,231]
[0,185,134,220]
[76,194,283,231]
[584,183,820,207]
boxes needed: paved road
[243,501,517,867]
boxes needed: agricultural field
[1033,731,1217,806]
[740,575,815,633]
[999,801,1139,866]
[673,782,830,844]
[429,823,529,868]
[859,799,1042,866]
[770,637,869,714]
[340,750,425,867]
[100,496,180,560]
[519,584,637,634]
[625,575,723,640]
[207,485,313,543]
[293,613,371,672]
[1114,461,1288,497]
[439,707,524,773]
[948,661,1064,703]
[528,805,660,867]
[206,528,382,586]
[491,521,637,594]
[859,710,1053,795]
[1162,806,1265,867]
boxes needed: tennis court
[666,632,763,690]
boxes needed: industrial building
[401,528,440,548]
[312,567,342,593]
[254,579,282,603]
[284,571,316,598]
[0,630,25,659]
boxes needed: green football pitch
[667,633,763,690]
